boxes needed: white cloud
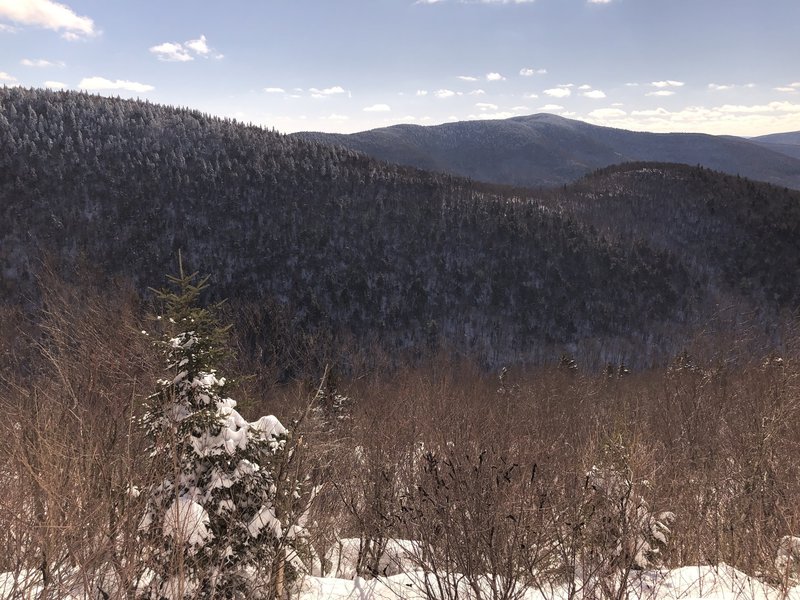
[0,71,17,82]
[486,72,506,81]
[544,87,571,98]
[434,89,456,98]
[324,114,349,121]
[185,35,209,55]
[539,104,564,111]
[475,102,499,110]
[625,83,639,87]
[587,0,612,3]
[21,58,63,67]
[511,105,529,112]
[0,0,95,39]
[150,34,218,62]
[469,89,486,95]
[519,67,546,76]
[363,103,391,112]
[264,87,285,93]
[708,83,733,91]
[0,22,16,32]
[78,76,154,93]
[150,42,192,62]
[588,108,626,119]
[651,80,684,88]
[646,90,676,97]
[466,111,519,120]
[775,83,800,93]
[524,92,539,99]
[458,75,478,81]
[416,89,428,96]
[578,84,592,90]
[583,89,606,99]
[597,101,800,136]
[310,85,348,98]
[44,80,67,89]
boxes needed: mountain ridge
[2,89,800,369]
[293,114,800,190]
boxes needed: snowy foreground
[299,565,800,600]
[4,562,799,600]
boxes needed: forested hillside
[294,114,800,189]
[1,88,799,370]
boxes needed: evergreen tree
[139,262,288,599]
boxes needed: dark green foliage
[141,265,287,599]
[1,89,798,371]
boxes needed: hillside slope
[295,114,800,189]
[2,89,799,368]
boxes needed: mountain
[752,131,800,145]
[750,130,800,161]
[2,89,799,370]
[294,114,800,190]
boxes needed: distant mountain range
[2,89,799,370]
[750,130,800,161]
[294,114,800,190]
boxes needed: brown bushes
[1,273,799,597]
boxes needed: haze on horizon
[1,0,799,137]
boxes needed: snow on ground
[296,565,800,600]
[4,557,800,599]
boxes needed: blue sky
[1,0,799,136]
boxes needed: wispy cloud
[646,90,675,97]
[416,89,429,96]
[21,58,64,67]
[310,85,348,98]
[486,72,506,81]
[435,89,456,98]
[78,76,154,93]
[469,89,486,96]
[0,0,96,39]
[587,0,612,4]
[458,75,478,81]
[586,101,800,136]
[475,102,499,110]
[775,83,800,93]
[324,114,349,121]
[0,71,17,82]
[519,67,546,76]
[708,83,734,91]
[363,103,391,112]
[150,35,220,62]
[588,108,626,119]
[544,87,571,98]
[583,89,606,99]
[651,80,684,88]
[264,87,285,94]
[44,80,67,89]
[539,104,564,111]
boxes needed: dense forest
[1,88,799,371]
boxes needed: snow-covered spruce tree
[139,264,288,599]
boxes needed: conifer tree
[139,260,288,599]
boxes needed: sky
[1,0,799,137]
